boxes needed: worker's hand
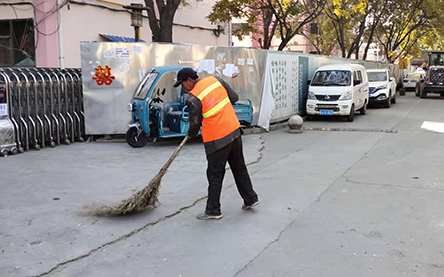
[186,133,193,140]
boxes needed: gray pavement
[2,91,444,276]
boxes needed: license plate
[320,110,334,115]
[0,103,7,117]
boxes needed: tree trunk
[338,19,346,58]
[145,0,161,41]
[347,17,366,59]
[262,9,274,49]
[362,27,376,60]
[277,38,290,51]
[362,3,382,60]
[159,20,173,42]
[144,0,180,43]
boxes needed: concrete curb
[243,122,289,135]
[303,127,398,133]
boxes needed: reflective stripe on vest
[189,76,240,143]
[202,96,230,118]
[197,82,222,100]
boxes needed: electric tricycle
[126,66,253,148]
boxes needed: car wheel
[384,93,391,108]
[440,92,444,97]
[347,105,354,122]
[420,88,427,99]
[391,92,397,104]
[126,126,149,148]
[359,101,367,115]
[415,84,420,97]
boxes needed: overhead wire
[0,2,41,60]
[7,4,33,62]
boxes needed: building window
[0,19,36,67]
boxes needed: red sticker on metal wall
[92,65,115,86]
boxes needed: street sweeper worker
[174,67,259,220]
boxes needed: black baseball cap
[173,68,198,87]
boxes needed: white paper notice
[238,58,245,66]
[247,58,254,65]
[0,103,8,117]
[115,48,130,58]
[139,69,148,81]
[132,46,142,54]
[199,59,215,74]
[223,63,235,77]
[119,59,131,72]
[103,50,115,58]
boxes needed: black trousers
[205,136,258,215]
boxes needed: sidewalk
[2,93,444,277]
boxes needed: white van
[306,64,369,122]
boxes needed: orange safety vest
[189,76,240,143]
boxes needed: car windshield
[406,73,421,79]
[311,70,351,86]
[368,72,387,82]
[134,72,159,99]
[430,53,444,66]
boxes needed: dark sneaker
[242,200,260,210]
[196,213,223,220]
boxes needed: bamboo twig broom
[85,136,189,216]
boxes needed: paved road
[2,91,444,276]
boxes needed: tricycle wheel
[126,127,149,148]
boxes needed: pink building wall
[34,0,60,67]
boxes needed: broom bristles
[83,137,189,216]
[83,175,163,216]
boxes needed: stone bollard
[288,115,304,133]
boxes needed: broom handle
[157,136,189,174]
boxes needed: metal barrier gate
[0,68,85,156]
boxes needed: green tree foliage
[209,0,444,61]
[208,0,327,50]
[313,0,444,61]
[376,0,443,63]
[303,14,337,55]
[325,0,369,58]
[361,0,389,60]
[208,0,276,49]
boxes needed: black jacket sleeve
[185,93,202,138]
[215,76,239,103]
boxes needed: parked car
[367,68,397,108]
[403,72,425,91]
[306,64,369,122]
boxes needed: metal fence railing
[0,68,85,156]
